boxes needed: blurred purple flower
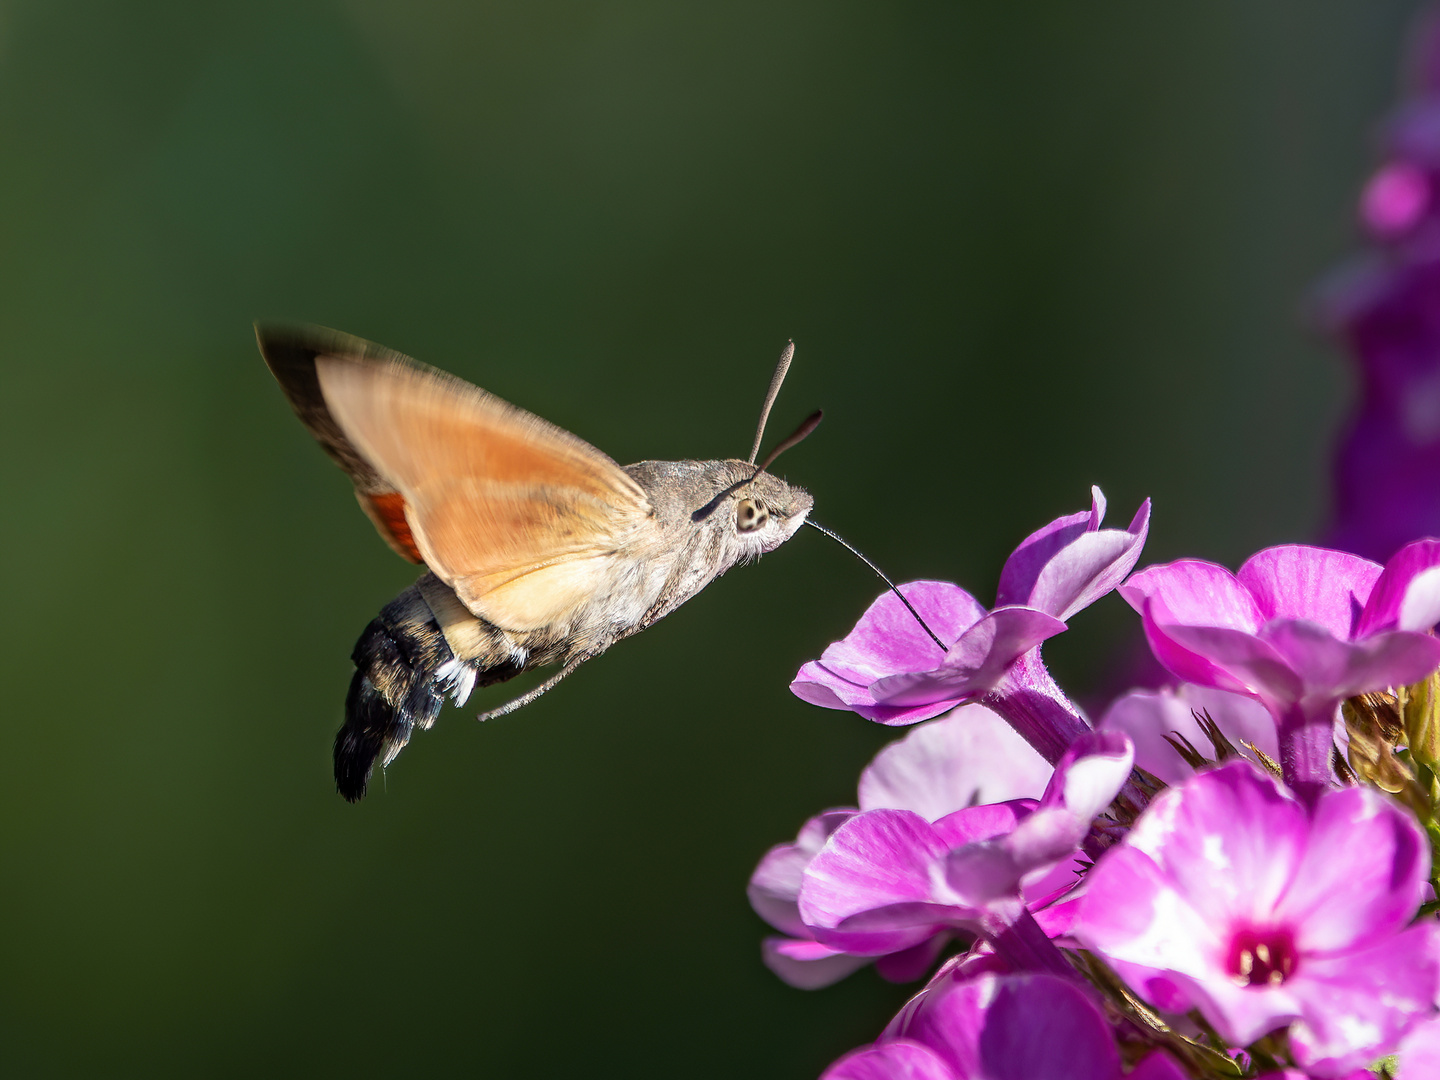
[797,733,1131,974]
[1320,8,1440,560]
[792,488,1149,763]
[820,972,1186,1080]
[1076,761,1437,1076]
[1119,541,1440,794]
[1098,683,1278,786]
[749,706,1051,989]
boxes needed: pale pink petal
[996,493,1101,609]
[874,935,952,984]
[817,582,989,684]
[791,662,962,726]
[1037,730,1134,820]
[858,705,1050,818]
[1127,1052,1190,1080]
[944,734,1130,906]
[1025,499,1150,622]
[1098,686,1277,786]
[1359,538,1440,635]
[799,809,962,954]
[748,809,857,936]
[899,973,1120,1080]
[1259,619,1440,702]
[1289,924,1439,1075]
[1276,786,1429,952]
[1237,546,1383,637]
[1398,1013,1440,1079]
[1121,560,1266,633]
[870,607,1067,707]
[761,936,872,990]
[1126,763,1307,929]
[1156,622,1304,708]
[821,1041,956,1080]
[1075,845,1224,989]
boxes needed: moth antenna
[747,341,796,465]
[803,519,950,654]
[757,409,823,474]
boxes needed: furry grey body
[336,458,812,800]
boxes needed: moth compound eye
[736,498,768,533]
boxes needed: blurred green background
[0,1,1423,1075]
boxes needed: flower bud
[1404,670,1440,771]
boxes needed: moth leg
[477,656,589,722]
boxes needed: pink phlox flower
[1120,541,1440,791]
[1397,1009,1440,1078]
[796,733,1131,957]
[749,707,1050,988]
[1098,683,1279,786]
[791,488,1149,726]
[819,971,1186,1080]
[1076,760,1438,1077]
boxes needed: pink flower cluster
[753,491,1440,1079]
[747,14,1440,1077]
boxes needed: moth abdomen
[334,580,530,801]
[336,589,450,802]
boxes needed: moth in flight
[259,327,816,801]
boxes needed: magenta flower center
[1226,926,1298,987]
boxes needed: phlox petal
[748,809,856,936]
[1236,546,1382,637]
[869,607,1067,708]
[1077,845,1223,984]
[1126,1052,1190,1080]
[1098,685,1276,786]
[1288,924,1439,1075]
[1276,786,1429,953]
[1153,622,1304,708]
[996,492,1101,609]
[821,582,986,682]
[1357,538,1440,635]
[761,936,872,990]
[791,661,961,725]
[1397,1013,1440,1079]
[899,974,1120,1080]
[1026,524,1141,622]
[1259,619,1440,703]
[1121,560,1267,634]
[800,809,963,954]
[821,1040,956,1080]
[858,705,1050,818]
[1124,763,1307,927]
[791,583,991,725]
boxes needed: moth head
[729,467,813,553]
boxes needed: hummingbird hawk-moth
[258,327,816,801]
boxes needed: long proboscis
[748,341,795,465]
[803,519,950,654]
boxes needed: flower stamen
[1228,928,1297,987]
